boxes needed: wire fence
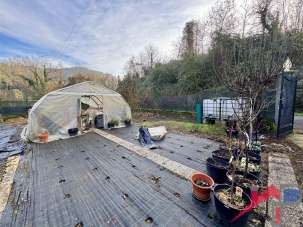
[0,101,36,116]
[138,86,279,122]
[139,87,235,111]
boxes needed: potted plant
[206,157,228,183]
[191,172,214,201]
[124,118,131,126]
[213,184,252,226]
[212,147,230,164]
[208,126,235,183]
[107,120,119,128]
[226,170,260,197]
[246,150,261,164]
[250,141,262,155]
[235,153,261,177]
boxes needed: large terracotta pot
[191,172,214,201]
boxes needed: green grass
[142,120,226,139]
[135,108,193,117]
[295,112,303,116]
[0,113,27,122]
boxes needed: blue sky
[0,0,214,75]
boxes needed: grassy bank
[142,120,226,140]
[0,113,27,124]
[135,108,194,122]
[295,112,303,116]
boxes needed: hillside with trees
[0,58,117,101]
[118,0,303,111]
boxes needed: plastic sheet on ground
[0,124,25,160]
[138,127,158,149]
[136,126,167,142]
[0,132,221,226]
[148,126,167,141]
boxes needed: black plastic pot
[247,151,261,164]
[236,169,261,178]
[250,147,261,154]
[206,117,216,124]
[124,119,131,126]
[206,157,228,183]
[68,128,78,136]
[226,128,239,138]
[213,184,252,227]
[94,115,104,129]
[248,170,260,178]
[226,171,260,197]
[212,149,230,165]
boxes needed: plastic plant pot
[236,167,261,178]
[226,171,260,197]
[237,150,261,165]
[247,151,261,164]
[124,119,131,126]
[212,149,230,165]
[206,157,228,183]
[38,132,48,143]
[68,128,79,136]
[213,184,252,227]
[191,172,214,202]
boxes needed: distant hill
[0,63,117,101]
[49,66,118,89]
[51,66,114,81]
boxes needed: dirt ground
[259,136,303,194]
[284,139,303,192]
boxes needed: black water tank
[95,114,104,128]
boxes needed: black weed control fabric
[1,132,222,227]
[0,125,25,160]
[109,124,220,171]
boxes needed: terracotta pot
[191,172,214,201]
[38,132,48,143]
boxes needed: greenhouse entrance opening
[79,95,104,132]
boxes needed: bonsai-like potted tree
[208,0,291,224]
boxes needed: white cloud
[0,0,216,75]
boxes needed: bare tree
[140,45,160,70]
[207,0,237,37]
[212,0,290,142]
[124,56,143,78]
[178,20,203,57]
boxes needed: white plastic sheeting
[136,126,167,141]
[148,126,167,141]
[25,81,132,143]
